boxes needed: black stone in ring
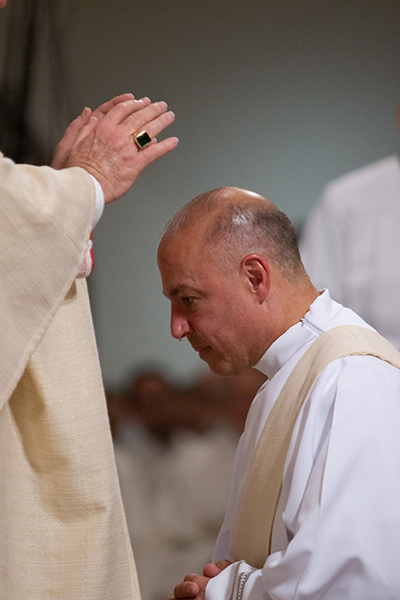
[133,130,152,149]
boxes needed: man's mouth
[191,344,211,359]
[198,347,211,359]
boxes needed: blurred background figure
[107,365,266,600]
[127,368,176,445]
[300,107,400,348]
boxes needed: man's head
[158,187,317,377]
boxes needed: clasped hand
[170,560,232,600]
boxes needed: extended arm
[0,92,177,405]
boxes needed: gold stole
[232,325,400,569]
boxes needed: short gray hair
[162,188,307,282]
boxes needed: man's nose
[170,308,192,341]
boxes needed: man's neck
[263,279,319,353]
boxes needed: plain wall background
[1,0,399,387]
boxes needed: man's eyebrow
[164,285,199,298]
[168,287,180,298]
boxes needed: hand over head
[52,93,178,203]
[52,93,141,170]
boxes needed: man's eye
[181,297,195,306]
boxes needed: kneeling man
[158,187,400,600]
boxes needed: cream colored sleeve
[0,153,96,407]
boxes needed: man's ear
[241,254,270,302]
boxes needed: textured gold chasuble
[0,154,140,599]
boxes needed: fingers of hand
[91,99,174,151]
[173,580,200,599]
[94,93,135,118]
[95,98,151,125]
[134,137,178,170]
[202,559,232,578]
[100,97,157,126]
[59,107,92,145]
[104,98,169,130]
[214,559,232,571]
[75,116,99,145]
[135,109,175,144]
[72,106,92,129]
[125,100,170,134]
[52,107,92,168]
[202,563,221,578]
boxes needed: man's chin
[198,347,211,360]
[204,355,242,378]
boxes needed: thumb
[203,560,232,578]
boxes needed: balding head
[158,188,317,377]
[161,187,308,283]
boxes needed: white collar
[254,290,343,380]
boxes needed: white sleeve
[76,174,104,278]
[206,562,270,600]
[89,174,104,227]
[207,357,400,600]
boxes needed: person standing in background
[300,109,400,348]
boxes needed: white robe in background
[299,155,400,348]
[0,153,140,599]
[207,290,400,600]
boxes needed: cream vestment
[0,154,140,599]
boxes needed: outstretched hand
[52,93,141,170]
[52,93,178,204]
[170,560,232,600]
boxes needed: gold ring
[132,129,152,149]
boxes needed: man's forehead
[159,227,204,260]
[159,236,218,297]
